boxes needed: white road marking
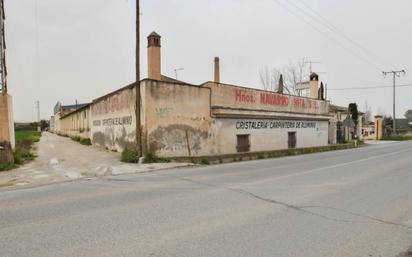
[269,147,412,182]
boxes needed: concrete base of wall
[0,141,14,164]
[0,93,15,152]
[171,143,355,164]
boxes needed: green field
[0,131,41,171]
[15,131,41,143]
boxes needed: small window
[288,132,297,149]
[237,134,250,153]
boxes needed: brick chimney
[214,57,220,83]
[309,72,319,99]
[147,32,161,80]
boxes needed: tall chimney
[214,57,220,83]
[309,72,319,99]
[147,32,161,80]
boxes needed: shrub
[0,162,16,172]
[144,150,170,163]
[121,147,138,163]
[200,158,210,165]
[70,136,81,142]
[381,135,412,141]
[13,148,34,165]
[79,138,92,146]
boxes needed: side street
[0,132,191,191]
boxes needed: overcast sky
[5,0,412,122]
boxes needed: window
[237,135,250,153]
[288,132,297,149]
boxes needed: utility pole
[135,0,142,158]
[36,100,41,132]
[0,0,7,93]
[383,70,406,135]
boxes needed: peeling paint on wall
[149,124,209,156]
[91,87,137,152]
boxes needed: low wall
[170,143,355,164]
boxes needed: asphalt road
[1,141,412,257]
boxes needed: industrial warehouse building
[52,32,335,158]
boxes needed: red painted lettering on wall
[235,89,255,103]
[260,93,289,106]
[92,91,131,116]
[293,98,319,109]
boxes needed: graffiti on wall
[236,120,317,130]
[93,116,133,127]
[156,107,173,118]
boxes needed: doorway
[288,132,297,149]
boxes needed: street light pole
[383,70,406,135]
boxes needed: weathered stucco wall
[212,118,329,155]
[91,85,137,152]
[143,81,331,158]
[203,82,329,115]
[59,106,91,139]
[0,93,15,149]
[142,80,214,157]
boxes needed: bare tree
[259,67,281,92]
[376,106,386,117]
[363,101,373,123]
[259,59,307,95]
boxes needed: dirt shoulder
[0,132,193,191]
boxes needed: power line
[269,0,384,72]
[382,70,406,135]
[328,83,412,91]
[293,0,394,69]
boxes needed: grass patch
[1,131,41,171]
[381,135,412,141]
[0,162,17,172]
[200,159,210,165]
[70,135,81,142]
[121,147,139,163]
[15,131,41,143]
[144,150,170,163]
[79,138,92,146]
[356,140,365,146]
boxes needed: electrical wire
[269,0,385,72]
[328,84,412,91]
[292,0,395,69]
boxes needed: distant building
[328,105,363,144]
[51,102,89,135]
[394,119,410,130]
[362,122,375,140]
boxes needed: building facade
[52,32,337,158]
